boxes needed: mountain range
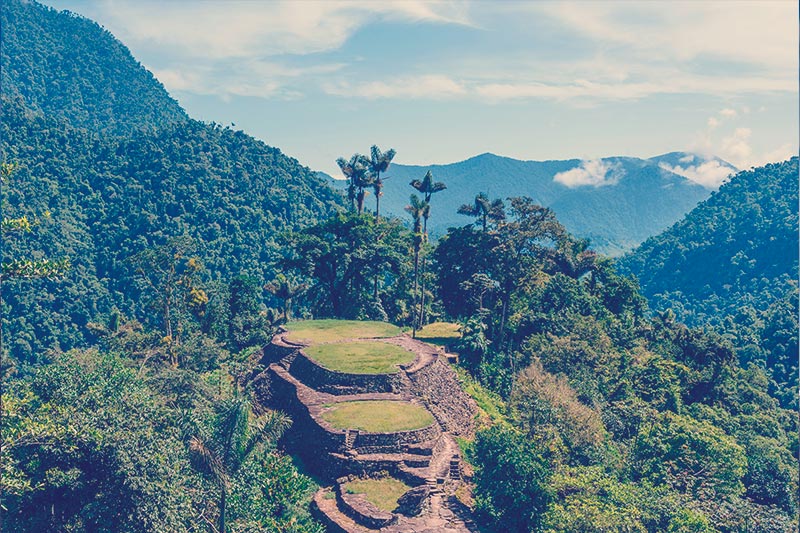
[326,152,736,255]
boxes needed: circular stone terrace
[283,319,402,345]
[321,400,435,433]
[283,320,419,377]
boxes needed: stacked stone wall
[353,424,439,450]
[290,351,406,394]
[407,358,477,437]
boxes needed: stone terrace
[255,322,479,532]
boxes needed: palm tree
[549,237,598,279]
[336,154,373,214]
[369,145,396,220]
[410,170,447,238]
[405,194,428,336]
[409,171,445,329]
[457,192,505,232]
[189,396,291,533]
[264,274,308,321]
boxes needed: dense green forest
[1,0,186,134]
[2,1,797,532]
[619,159,799,408]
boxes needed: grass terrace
[321,400,435,433]
[284,319,401,344]
[344,477,411,512]
[304,341,415,374]
[416,322,461,347]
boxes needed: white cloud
[752,142,796,167]
[554,160,624,188]
[707,117,720,129]
[323,75,467,100]
[535,2,796,72]
[659,160,734,189]
[87,0,472,59]
[719,108,738,118]
[720,127,753,168]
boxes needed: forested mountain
[335,152,727,255]
[619,158,797,323]
[1,0,343,363]
[618,158,799,408]
[1,0,187,134]
[3,2,796,533]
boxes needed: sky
[46,0,798,186]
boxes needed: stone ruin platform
[253,323,479,532]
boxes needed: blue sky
[47,1,798,185]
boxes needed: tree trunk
[498,295,508,349]
[418,256,427,329]
[219,487,227,533]
[411,246,420,337]
[375,174,381,220]
[357,190,365,214]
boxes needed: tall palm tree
[189,396,291,533]
[369,145,396,220]
[409,171,445,329]
[405,194,428,336]
[410,170,447,238]
[336,154,373,214]
[457,192,505,232]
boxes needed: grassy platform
[304,341,414,374]
[321,400,435,433]
[416,322,461,347]
[285,319,401,344]
[344,477,411,512]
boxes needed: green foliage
[619,159,799,409]
[471,425,553,533]
[1,92,341,362]
[631,412,747,500]
[284,212,412,321]
[2,350,198,532]
[541,467,651,533]
[2,0,187,134]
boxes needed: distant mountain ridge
[327,151,734,255]
[618,157,798,324]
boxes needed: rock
[395,485,431,517]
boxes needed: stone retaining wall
[290,351,407,395]
[336,481,396,529]
[352,423,440,451]
[407,358,477,437]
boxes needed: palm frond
[189,436,228,487]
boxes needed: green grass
[304,341,415,374]
[344,477,411,512]
[321,400,435,433]
[453,366,509,427]
[416,322,461,347]
[285,319,401,344]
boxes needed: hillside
[618,158,798,324]
[618,158,798,408]
[1,1,343,362]
[2,0,187,134]
[332,152,726,255]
